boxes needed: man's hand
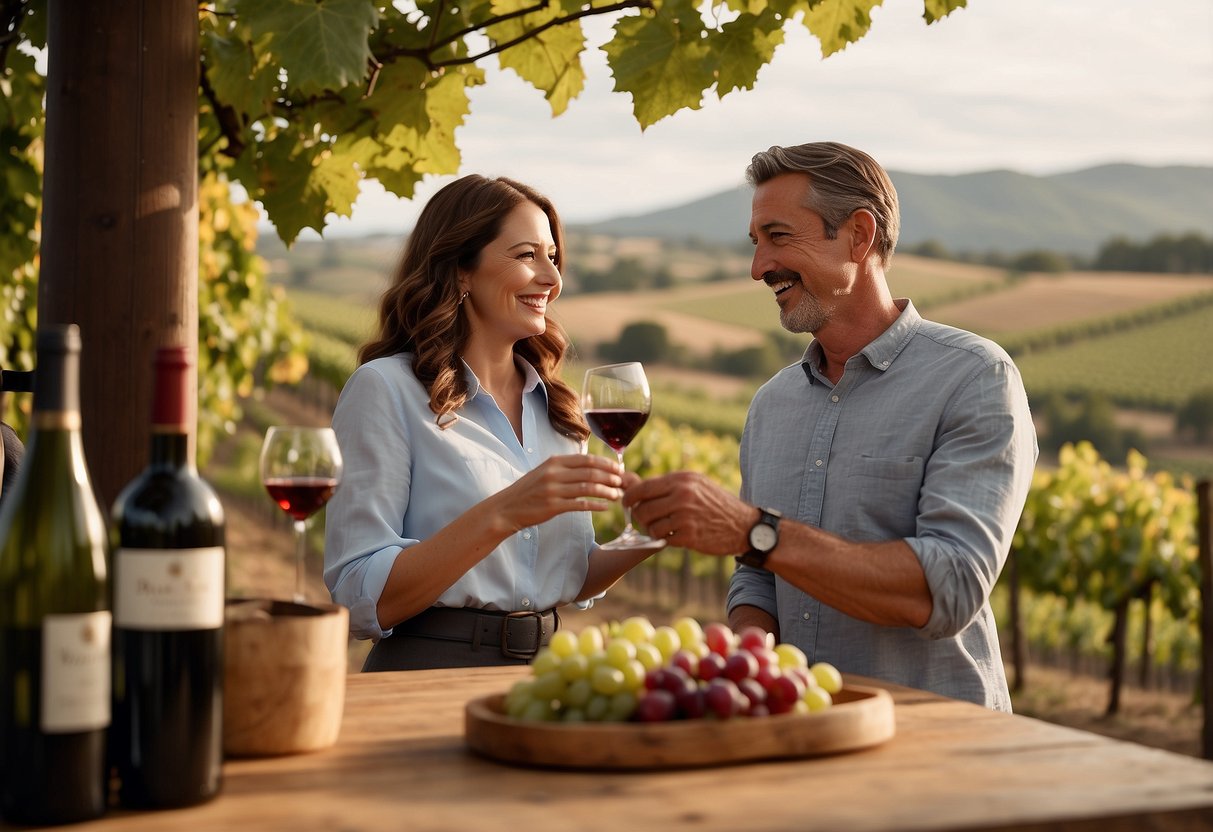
[623,471,755,555]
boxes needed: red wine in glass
[585,409,649,454]
[259,427,343,602]
[264,477,339,522]
[581,363,663,552]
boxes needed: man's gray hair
[747,142,900,267]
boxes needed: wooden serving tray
[464,684,895,770]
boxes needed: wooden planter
[223,599,349,757]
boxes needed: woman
[324,175,659,671]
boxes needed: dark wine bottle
[0,324,110,826]
[110,346,225,808]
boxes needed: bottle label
[114,547,225,630]
[42,612,111,733]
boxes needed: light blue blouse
[324,353,596,640]
[727,301,1038,711]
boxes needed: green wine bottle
[111,346,226,808]
[0,324,110,825]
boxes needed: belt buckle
[501,610,544,659]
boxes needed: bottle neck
[31,337,80,425]
[148,346,193,469]
[148,428,189,469]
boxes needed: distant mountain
[580,164,1213,257]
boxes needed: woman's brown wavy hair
[358,174,588,441]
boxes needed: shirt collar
[800,298,920,384]
[461,355,545,399]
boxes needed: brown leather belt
[394,606,559,660]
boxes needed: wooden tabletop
[27,667,1213,831]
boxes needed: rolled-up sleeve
[726,563,779,619]
[909,359,1037,639]
[324,365,418,640]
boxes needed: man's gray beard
[780,293,828,334]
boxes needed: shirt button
[830,395,839,403]
[881,360,890,367]
[522,598,532,607]
[522,530,532,540]
[802,612,811,620]
[815,459,823,467]
[527,447,534,454]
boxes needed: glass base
[599,529,668,554]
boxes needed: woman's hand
[492,453,623,531]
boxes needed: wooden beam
[38,0,199,507]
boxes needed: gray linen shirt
[727,300,1037,710]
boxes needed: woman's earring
[458,290,469,306]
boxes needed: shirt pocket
[839,454,924,540]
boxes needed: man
[624,142,1037,710]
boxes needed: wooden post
[38,0,199,507]
[1106,597,1129,716]
[1198,480,1213,760]
[1138,580,1154,689]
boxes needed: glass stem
[617,450,634,535]
[294,518,308,602]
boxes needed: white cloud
[286,0,1213,238]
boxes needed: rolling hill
[582,164,1213,257]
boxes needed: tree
[1176,386,1213,443]
[602,320,671,363]
[1039,392,1147,461]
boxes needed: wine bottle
[111,346,225,808]
[0,324,110,825]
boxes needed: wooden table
[32,667,1213,831]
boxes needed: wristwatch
[737,507,781,569]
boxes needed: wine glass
[581,362,663,551]
[259,426,344,602]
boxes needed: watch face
[750,523,778,551]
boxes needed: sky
[289,0,1213,238]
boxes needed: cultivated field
[549,255,1213,363]
[927,272,1213,335]
[553,281,770,356]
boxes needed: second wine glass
[259,426,343,602]
[581,362,663,552]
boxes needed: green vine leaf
[238,0,379,95]
[803,0,884,57]
[604,0,716,128]
[202,31,278,125]
[250,134,333,244]
[923,0,967,24]
[710,9,785,96]
[489,0,587,116]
